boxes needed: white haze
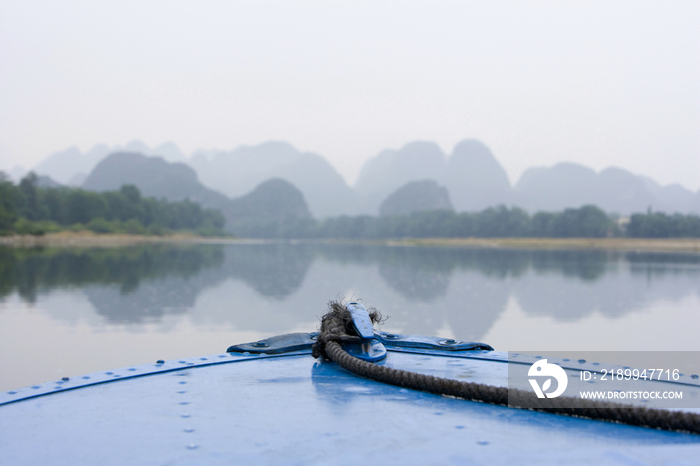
[0,0,698,190]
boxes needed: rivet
[439,339,459,346]
[61,377,70,381]
[31,386,40,389]
[477,441,489,445]
[178,361,186,364]
[181,414,191,418]
[253,341,268,348]
[179,381,187,385]
[82,376,90,380]
[578,359,586,364]
[8,391,17,395]
[455,425,465,429]
[105,372,114,375]
[128,368,136,372]
[200,358,208,361]
[180,402,189,405]
[177,391,186,394]
[592,362,600,366]
[183,428,194,433]
[186,444,198,450]
[156,360,165,364]
[385,334,398,339]
[534,355,542,359]
[692,375,699,379]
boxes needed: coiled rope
[312,301,700,434]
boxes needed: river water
[1,242,699,392]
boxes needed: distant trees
[0,172,226,236]
[0,173,17,231]
[531,205,613,238]
[314,205,615,240]
[222,204,699,239]
[2,170,699,239]
[627,212,700,238]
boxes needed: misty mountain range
[19,139,700,222]
[31,140,187,188]
[82,152,230,211]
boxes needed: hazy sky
[1,0,698,189]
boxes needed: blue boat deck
[1,335,699,465]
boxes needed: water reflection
[0,245,224,302]
[377,248,452,302]
[223,243,314,299]
[4,243,698,393]
[0,243,698,334]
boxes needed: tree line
[626,212,700,238]
[3,171,699,239]
[230,205,700,239]
[0,172,225,236]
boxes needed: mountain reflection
[0,244,698,333]
[0,243,316,323]
[317,246,700,335]
[377,248,452,301]
[528,250,608,281]
[224,243,314,299]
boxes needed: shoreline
[404,237,700,253]
[0,231,216,248]
[0,232,699,253]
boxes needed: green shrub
[13,217,46,236]
[86,217,113,233]
[147,223,165,236]
[37,220,62,233]
[197,225,225,237]
[108,220,127,234]
[124,218,146,235]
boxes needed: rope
[312,301,700,434]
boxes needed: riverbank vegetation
[0,173,226,237]
[2,172,699,240]
[229,205,700,240]
[626,212,700,238]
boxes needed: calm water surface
[1,242,699,391]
